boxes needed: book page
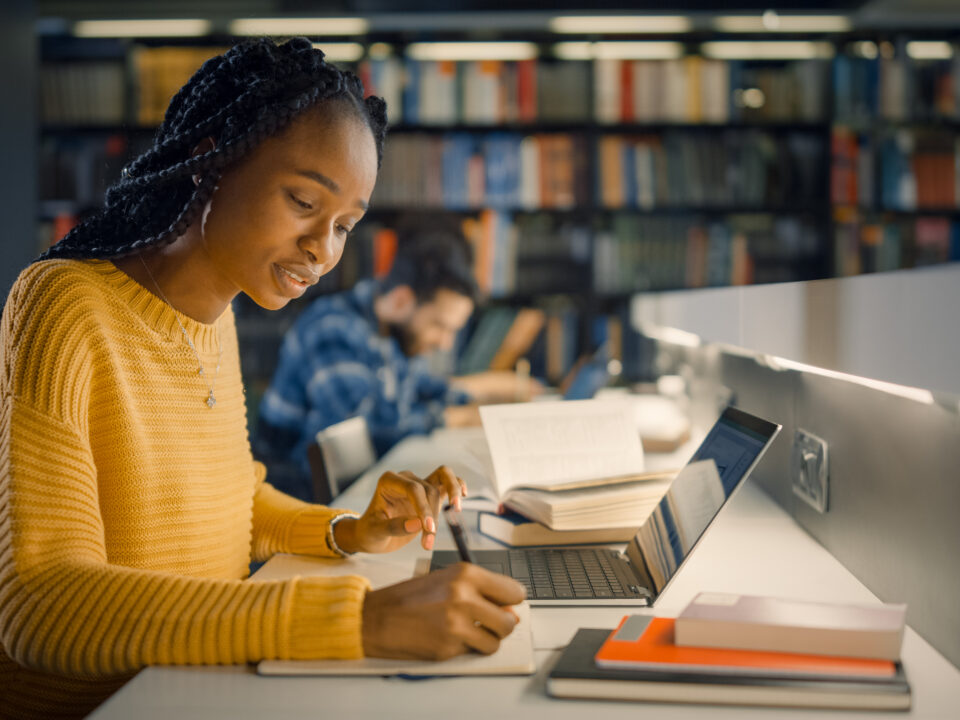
[258,602,534,677]
[480,399,645,496]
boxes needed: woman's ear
[190,137,217,186]
[191,136,217,158]
[380,284,417,322]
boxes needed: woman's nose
[299,225,338,265]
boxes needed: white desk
[90,430,960,719]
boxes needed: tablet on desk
[534,346,612,402]
[562,351,611,401]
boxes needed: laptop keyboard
[505,548,634,600]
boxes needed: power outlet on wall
[791,429,829,513]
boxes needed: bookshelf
[35,32,960,398]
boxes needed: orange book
[372,228,397,278]
[489,308,546,371]
[619,60,634,123]
[599,135,624,208]
[473,209,496,295]
[594,617,896,681]
[516,59,537,123]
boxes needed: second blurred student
[254,217,540,500]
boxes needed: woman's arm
[0,401,369,678]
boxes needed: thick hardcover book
[547,629,911,711]
[478,509,638,547]
[675,592,906,661]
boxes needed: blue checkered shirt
[255,280,471,499]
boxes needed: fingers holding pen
[399,465,466,511]
[362,466,470,552]
[425,465,468,510]
[387,472,438,549]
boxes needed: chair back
[307,416,377,504]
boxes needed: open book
[479,400,675,531]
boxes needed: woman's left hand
[332,465,467,554]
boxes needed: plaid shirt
[255,280,470,499]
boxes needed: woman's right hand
[361,563,526,660]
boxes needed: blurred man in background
[254,217,540,501]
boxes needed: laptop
[430,406,781,606]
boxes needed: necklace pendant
[206,391,216,409]
[198,366,205,376]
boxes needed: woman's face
[198,103,378,310]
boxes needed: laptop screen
[625,406,781,601]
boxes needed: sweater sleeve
[0,398,370,679]
[250,460,360,561]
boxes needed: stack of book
[475,399,692,546]
[548,592,911,710]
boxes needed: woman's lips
[274,263,311,296]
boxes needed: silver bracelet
[327,512,361,557]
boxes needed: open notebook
[253,553,534,677]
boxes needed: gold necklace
[139,253,223,409]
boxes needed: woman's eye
[336,224,353,237]
[288,192,312,210]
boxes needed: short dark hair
[380,215,479,305]
[39,37,387,262]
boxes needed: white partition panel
[631,265,960,396]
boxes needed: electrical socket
[791,428,829,513]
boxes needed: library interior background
[2,0,960,420]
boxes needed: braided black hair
[40,37,387,261]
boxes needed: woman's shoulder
[2,261,108,399]
[6,259,113,312]
[2,260,118,357]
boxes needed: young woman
[0,37,523,719]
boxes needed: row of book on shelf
[833,52,960,122]
[372,132,588,210]
[454,209,822,298]
[833,214,960,276]
[369,56,828,126]
[832,126,960,210]
[593,213,822,292]
[593,57,827,125]
[373,129,823,211]
[461,210,592,298]
[40,47,960,128]
[39,124,825,216]
[597,131,822,210]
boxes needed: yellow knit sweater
[0,259,371,719]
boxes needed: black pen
[443,504,475,564]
